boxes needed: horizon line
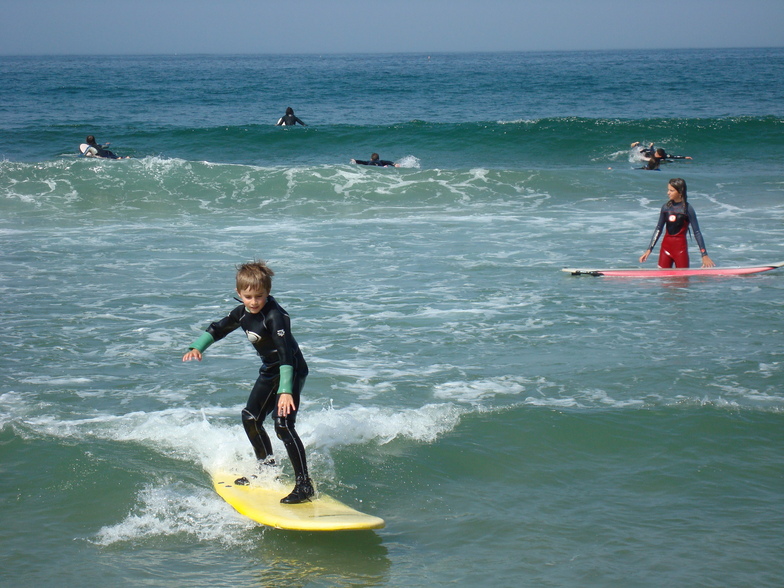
[1,45,782,58]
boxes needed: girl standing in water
[639,178,715,268]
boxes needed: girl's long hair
[666,178,688,210]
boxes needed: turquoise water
[1,49,784,587]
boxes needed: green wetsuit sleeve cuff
[278,365,294,395]
[189,332,215,353]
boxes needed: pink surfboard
[562,261,784,277]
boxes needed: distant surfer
[276,107,307,126]
[182,260,315,504]
[351,153,400,167]
[639,178,715,268]
[631,142,692,162]
[80,135,126,159]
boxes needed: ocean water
[1,49,784,587]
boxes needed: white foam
[396,155,421,168]
[497,119,537,125]
[18,376,94,385]
[628,146,647,163]
[758,362,781,378]
[92,480,255,547]
[0,391,32,429]
[22,406,248,466]
[433,376,530,404]
[303,402,466,448]
[15,393,471,469]
[523,385,654,410]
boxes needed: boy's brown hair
[236,260,274,294]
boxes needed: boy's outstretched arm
[183,331,214,361]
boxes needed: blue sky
[2,0,783,55]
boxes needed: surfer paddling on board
[182,260,315,504]
[350,153,400,167]
[80,135,127,159]
[639,178,715,269]
[276,107,307,126]
[632,142,692,162]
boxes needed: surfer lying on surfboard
[631,142,693,162]
[182,260,315,504]
[80,135,128,159]
[351,153,400,167]
[639,178,715,269]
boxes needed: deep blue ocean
[2,49,784,587]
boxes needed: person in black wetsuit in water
[182,260,314,504]
[276,107,307,126]
[632,142,692,162]
[81,135,125,159]
[351,153,400,167]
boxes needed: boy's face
[237,287,268,314]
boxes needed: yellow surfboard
[212,471,385,532]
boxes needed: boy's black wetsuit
[276,114,306,126]
[83,144,120,159]
[659,151,689,161]
[192,295,310,482]
[639,145,689,161]
[354,159,396,167]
